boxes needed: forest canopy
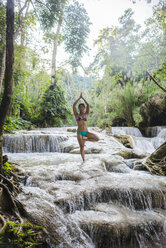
[0,0,165,131]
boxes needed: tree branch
[14,0,29,40]
[33,0,58,21]
[147,70,166,93]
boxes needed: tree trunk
[51,12,63,85]
[19,0,30,70]
[0,0,14,172]
[0,0,28,94]
[0,46,6,94]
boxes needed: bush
[4,117,34,133]
[35,84,71,127]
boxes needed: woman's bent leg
[77,134,85,161]
[85,132,99,142]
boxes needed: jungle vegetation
[0,0,165,131]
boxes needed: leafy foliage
[87,4,166,127]
[36,0,66,31]
[36,84,71,127]
[0,221,43,248]
[63,1,91,69]
[4,117,33,133]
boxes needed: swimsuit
[76,114,88,136]
[76,114,87,121]
[77,130,88,136]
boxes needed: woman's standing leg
[77,134,85,161]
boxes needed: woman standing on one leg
[73,93,99,162]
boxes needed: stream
[3,126,166,248]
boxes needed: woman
[73,93,99,162]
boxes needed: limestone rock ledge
[143,141,166,176]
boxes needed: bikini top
[76,114,87,121]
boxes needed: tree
[0,0,14,171]
[87,3,166,127]
[0,0,30,94]
[36,0,91,83]
[0,2,6,93]
[36,84,71,127]
[62,1,91,71]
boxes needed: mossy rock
[117,148,146,159]
[143,141,166,176]
[113,134,133,148]
[67,128,77,133]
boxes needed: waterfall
[144,126,166,137]
[3,134,66,153]
[148,127,166,149]
[111,127,143,137]
[114,126,166,153]
[158,129,166,140]
[130,136,155,153]
[5,127,166,248]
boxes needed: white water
[144,126,166,137]
[4,126,166,248]
[110,127,143,137]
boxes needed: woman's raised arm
[82,95,89,115]
[73,94,81,117]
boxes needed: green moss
[0,221,43,248]
[2,162,14,176]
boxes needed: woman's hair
[78,103,85,108]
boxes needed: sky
[56,0,157,74]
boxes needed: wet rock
[70,147,102,154]
[103,155,124,166]
[132,149,147,159]
[103,155,130,173]
[134,164,148,171]
[67,128,77,133]
[113,134,133,148]
[61,144,79,153]
[92,127,102,132]
[143,141,166,176]
[116,148,146,159]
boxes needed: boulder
[70,147,102,154]
[92,127,102,132]
[113,134,133,148]
[103,155,130,173]
[133,161,148,171]
[67,128,77,133]
[61,144,78,153]
[117,148,146,159]
[143,141,166,176]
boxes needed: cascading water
[3,133,67,153]
[4,126,166,248]
[143,126,166,137]
[110,127,143,137]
